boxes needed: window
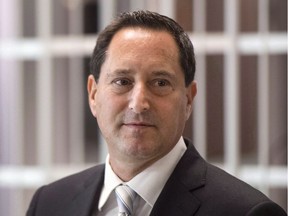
[0,0,287,214]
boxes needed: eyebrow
[106,69,176,80]
[151,70,176,80]
[106,69,134,78]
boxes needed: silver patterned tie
[115,184,136,216]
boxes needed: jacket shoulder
[47,164,105,188]
[196,162,286,215]
[26,164,105,216]
[179,139,286,215]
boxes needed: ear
[87,74,98,117]
[185,81,197,120]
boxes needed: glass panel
[0,187,12,216]
[239,55,258,164]
[116,0,130,14]
[269,54,287,165]
[52,0,69,35]
[83,0,99,34]
[206,0,224,32]
[0,60,22,165]
[51,57,85,164]
[239,0,258,32]
[206,54,224,162]
[23,61,38,165]
[175,0,193,31]
[22,0,36,37]
[269,0,287,32]
[52,57,70,164]
[83,57,101,163]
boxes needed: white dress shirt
[96,137,187,216]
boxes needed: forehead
[98,27,184,83]
[107,27,180,60]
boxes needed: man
[27,10,287,216]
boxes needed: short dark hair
[90,10,196,86]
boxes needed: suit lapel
[150,140,207,216]
[57,165,105,216]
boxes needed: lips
[122,113,155,128]
[123,122,154,127]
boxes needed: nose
[128,83,150,113]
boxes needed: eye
[111,78,133,94]
[155,80,169,87]
[151,79,171,87]
[150,79,173,96]
[114,78,131,86]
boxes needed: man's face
[88,27,196,167]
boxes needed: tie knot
[115,185,136,216]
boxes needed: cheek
[166,97,188,124]
[96,94,125,121]
[94,93,108,124]
[158,101,185,123]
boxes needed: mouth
[123,122,154,128]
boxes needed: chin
[124,142,161,159]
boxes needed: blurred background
[0,0,287,215]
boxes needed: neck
[109,156,159,182]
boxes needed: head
[90,10,196,87]
[88,10,197,179]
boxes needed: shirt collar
[98,156,123,210]
[98,137,187,210]
[128,137,187,207]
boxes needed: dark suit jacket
[26,139,287,216]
